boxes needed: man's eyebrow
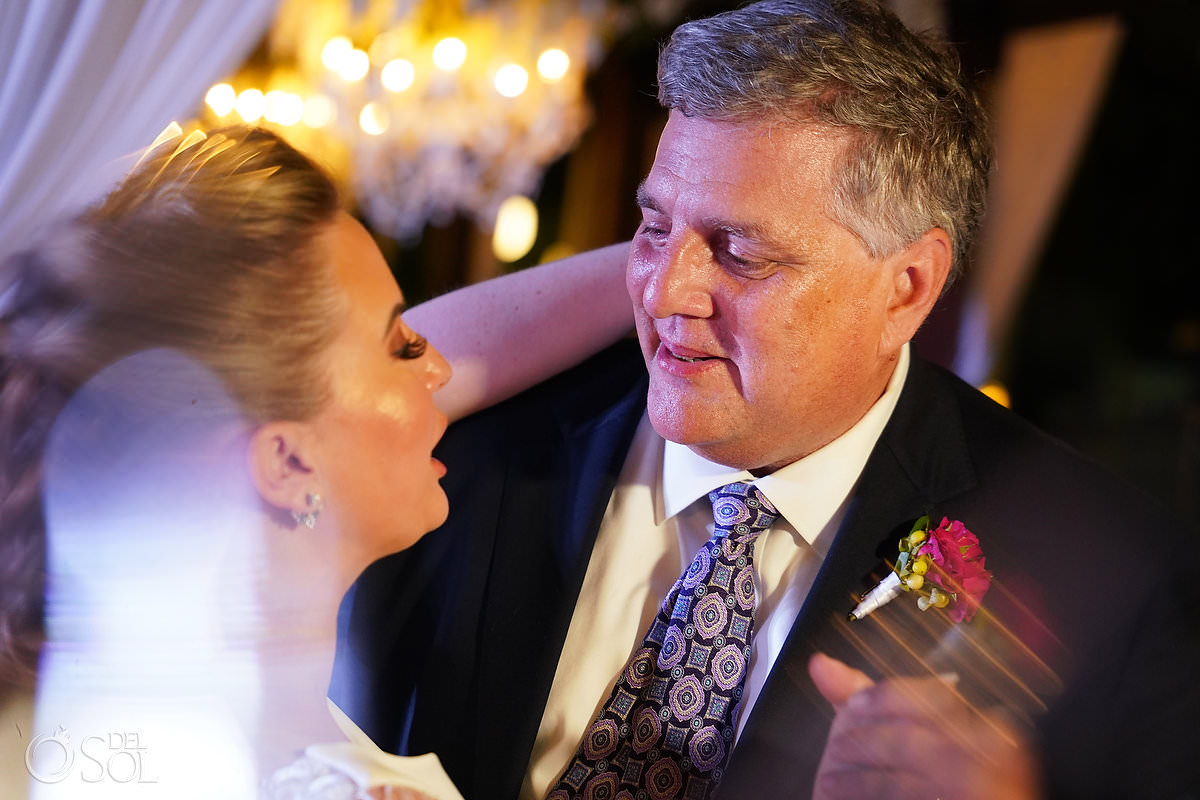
[636,181,772,243]
[636,181,779,250]
[635,181,663,213]
[383,302,407,340]
[703,217,772,243]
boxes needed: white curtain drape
[0,0,280,259]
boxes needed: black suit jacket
[334,340,1199,799]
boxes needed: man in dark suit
[334,1,1200,798]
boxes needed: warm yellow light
[205,83,236,116]
[381,59,415,92]
[359,102,390,135]
[432,37,467,71]
[539,241,577,264]
[302,95,335,128]
[321,36,353,72]
[263,91,303,126]
[492,195,538,262]
[338,48,370,81]
[979,381,1011,408]
[368,31,399,66]
[280,93,304,126]
[537,49,570,81]
[493,64,529,98]
[263,90,284,123]
[235,89,264,122]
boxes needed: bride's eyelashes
[391,334,427,360]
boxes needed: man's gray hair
[658,0,991,278]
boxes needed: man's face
[628,111,902,471]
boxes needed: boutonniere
[849,516,992,623]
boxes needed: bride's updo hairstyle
[0,126,343,687]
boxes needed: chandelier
[200,0,619,246]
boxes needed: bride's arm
[406,242,633,422]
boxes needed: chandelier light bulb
[494,64,529,98]
[338,49,370,82]
[302,95,335,128]
[381,59,415,92]
[432,37,467,71]
[235,89,264,122]
[263,91,304,126]
[537,48,570,81]
[359,102,390,135]
[492,195,539,262]
[263,90,284,123]
[205,83,237,116]
[321,36,353,72]
[279,93,305,126]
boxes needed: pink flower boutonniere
[850,516,993,623]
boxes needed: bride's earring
[290,492,323,529]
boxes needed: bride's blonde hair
[0,126,343,687]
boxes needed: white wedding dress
[263,702,463,800]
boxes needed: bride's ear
[247,422,322,517]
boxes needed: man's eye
[638,222,668,240]
[719,248,762,271]
[721,249,751,267]
[720,250,775,277]
[392,335,427,360]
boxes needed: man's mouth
[662,342,721,362]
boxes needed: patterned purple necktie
[547,481,779,800]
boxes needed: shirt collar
[659,344,911,545]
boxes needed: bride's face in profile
[308,212,451,560]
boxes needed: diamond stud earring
[291,492,323,529]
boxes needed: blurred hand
[366,787,434,800]
[808,652,1040,800]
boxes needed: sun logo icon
[26,725,74,783]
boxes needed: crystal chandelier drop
[203,0,619,242]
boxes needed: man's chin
[647,406,788,472]
[647,407,736,464]
[646,396,709,445]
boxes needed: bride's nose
[424,342,452,391]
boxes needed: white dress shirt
[521,346,910,799]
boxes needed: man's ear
[246,422,321,516]
[880,227,953,353]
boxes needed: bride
[0,126,631,798]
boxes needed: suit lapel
[468,353,648,799]
[720,356,977,797]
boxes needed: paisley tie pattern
[547,481,778,800]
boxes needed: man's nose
[640,232,714,320]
